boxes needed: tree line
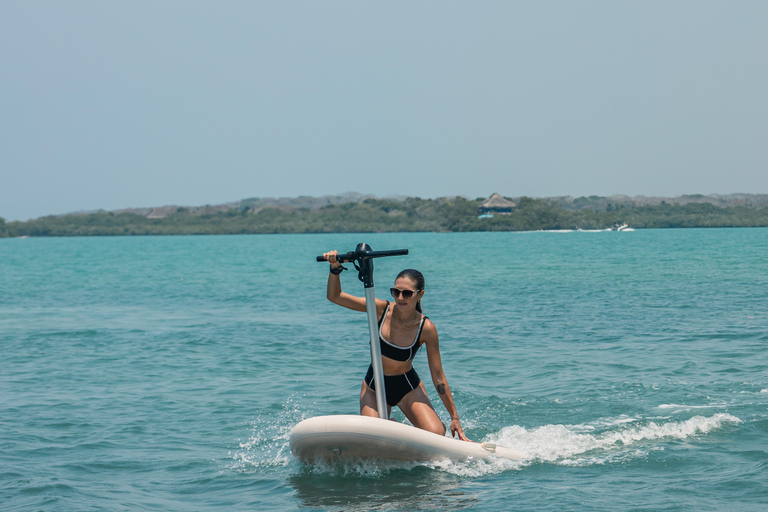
[3,196,768,237]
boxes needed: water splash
[424,413,742,477]
[489,413,741,467]
[229,395,308,471]
[229,401,741,478]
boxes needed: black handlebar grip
[316,248,408,262]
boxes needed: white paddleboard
[289,415,524,462]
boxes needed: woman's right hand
[323,250,341,268]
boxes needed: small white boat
[289,415,524,462]
[611,222,630,231]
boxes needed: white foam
[657,403,726,411]
[230,406,741,477]
[427,455,524,477]
[485,413,740,469]
[228,395,309,471]
[307,457,422,476]
[230,422,295,471]
[572,415,641,430]
[417,413,742,477]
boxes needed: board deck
[289,415,524,462]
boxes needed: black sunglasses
[390,287,419,299]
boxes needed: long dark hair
[396,269,425,313]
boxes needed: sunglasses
[390,288,419,299]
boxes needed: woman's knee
[406,404,441,431]
[420,415,446,436]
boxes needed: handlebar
[317,243,408,288]
[316,246,408,263]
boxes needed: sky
[1,1,767,221]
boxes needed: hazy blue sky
[2,1,766,221]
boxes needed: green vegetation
[3,195,768,237]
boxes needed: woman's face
[392,276,423,308]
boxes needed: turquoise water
[1,229,766,511]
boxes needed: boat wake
[433,412,741,476]
[229,399,740,478]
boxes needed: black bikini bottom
[364,365,421,407]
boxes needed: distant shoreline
[3,193,768,238]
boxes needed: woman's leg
[360,380,391,418]
[397,381,446,436]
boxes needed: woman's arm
[323,250,386,313]
[422,321,471,441]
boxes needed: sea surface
[1,229,767,512]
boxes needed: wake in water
[230,399,741,478]
[490,413,740,465]
[432,412,742,477]
[532,228,635,233]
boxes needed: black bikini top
[377,302,427,362]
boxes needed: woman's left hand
[451,418,471,442]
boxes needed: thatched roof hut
[478,193,517,216]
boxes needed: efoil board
[289,415,524,462]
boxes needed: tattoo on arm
[437,383,446,395]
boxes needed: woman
[323,250,470,441]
